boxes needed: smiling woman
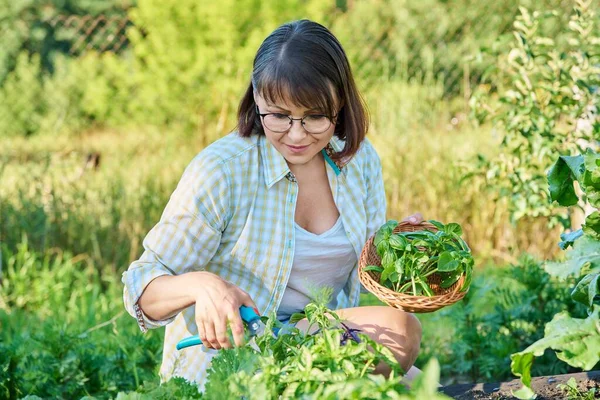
[121,18,425,391]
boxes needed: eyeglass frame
[255,105,337,134]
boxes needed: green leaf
[363,265,383,273]
[547,154,584,206]
[545,236,600,279]
[444,223,463,236]
[394,258,404,281]
[382,220,398,236]
[409,358,447,399]
[428,220,445,231]
[289,312,307,324]
[374,229,386,248]
[376,240,390,258]
[412,239,430,248]
[438,252,459,272]
[571,273,600,308]
[512,385,537,400]
[583,150,600,208]
[388,234,407,250]
[583,212,600,239]
[440,272,461,288]
[511,307,600,396]
[382,250,395,269]
[381,252,396,283]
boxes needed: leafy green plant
[365,220,474,296]
[465,3,600,396]
[468,0,600,226]
[202,295,450,400]
[0,242,164,400]
[416,254,585,384]
[558,377,597,400]
[510,152,600,399]
[114,377,203,400]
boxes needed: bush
[417,255,587,384]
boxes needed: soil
[440,370,600,399]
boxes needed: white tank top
[276,216,358,321]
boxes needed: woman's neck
[288,151,325,181]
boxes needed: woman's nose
[287,119,308,143]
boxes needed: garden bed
[441,370,600,399]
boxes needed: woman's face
[254,92,336,167]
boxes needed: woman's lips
[285,144,310,153]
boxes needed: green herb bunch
[203,290,450,400]
[365,220,474,296]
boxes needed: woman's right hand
[191,271,259,350]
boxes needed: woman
[122,19,423,390]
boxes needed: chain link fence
[48,15,131,55]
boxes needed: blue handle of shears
[176,305,260,350]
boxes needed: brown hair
[237,19,368,162]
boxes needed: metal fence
[48,15,131,55]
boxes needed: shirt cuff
[133,301,176,333]
[123,267,177,331]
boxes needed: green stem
[398,281,412,293]
[419,279,434,296]
[423,269,438,278]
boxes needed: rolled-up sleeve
[122,153,231,332]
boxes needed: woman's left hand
[402,213,424,225]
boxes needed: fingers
[203,318,221,350]
[215,313,232,349]
[197,318,208,348]
[228,289,258,347]
[239,290,260,316]
[194,284,260,350]
[404,212,424,225]
[228,310,246,347]
[197,318,218,350]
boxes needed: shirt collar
[259,135,291,188]
[259,135,349,188]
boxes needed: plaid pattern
[122,132,387,389]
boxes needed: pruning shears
[176,305,266,351]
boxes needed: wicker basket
[358,221,468,313]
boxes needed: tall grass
[0,242,164,399]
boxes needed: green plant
[114,378,203,399]
[202,294,449,400]
[415,254,585,384]
[365,220,473,296]
[0,241,164,399]
[510,151,600,399]
[468,0,600,226]
[558,377,597,400]
[465,3,600,395]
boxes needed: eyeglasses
[256,106,336,134]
